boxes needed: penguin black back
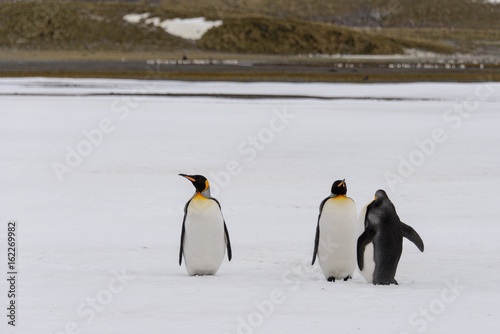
[357,189,424,285]
[368,191,402,284]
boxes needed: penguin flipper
[179,221,185,266]
[179,200,190,266]
[311,223,320,265]
[401,222,424,252]
[224,221,232,261]
[312,197,329,265]
[212,198,232,262]
[357,227,376,271]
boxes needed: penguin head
[331,179,347,196]
[179,174,210,194]
[374,189,388,200]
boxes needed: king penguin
[357,189,424,285]
[312,179,360,282]
[179,174,232,276]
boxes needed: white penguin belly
[318,197,358,279]
[360,242,375,283]
[184,197,226,276]
[358,202,375,283]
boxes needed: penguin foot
[343,276,352,281]
[373,279,398,285]
[327,276,336,282]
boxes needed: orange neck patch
[193,192,207,200]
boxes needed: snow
[123,14,222,40]
[123,13,151,24]
[3,77,499,101]
[1,78,500,334]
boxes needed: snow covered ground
[1,78,500,334]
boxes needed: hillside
[0,0,499,56]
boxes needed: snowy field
[1,78,500,334]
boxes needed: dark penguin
[312,180,360,282]
[357,189,424,285]
[179,174,232,276]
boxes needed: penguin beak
[179,174,196,182]
[338,179,345,187]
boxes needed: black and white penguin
[312,179,360,282]
[357,189,424,285]
[179,174,232,276]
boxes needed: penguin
[357,189,424,285]
[312,179,360,282]
[179,174,232,276]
